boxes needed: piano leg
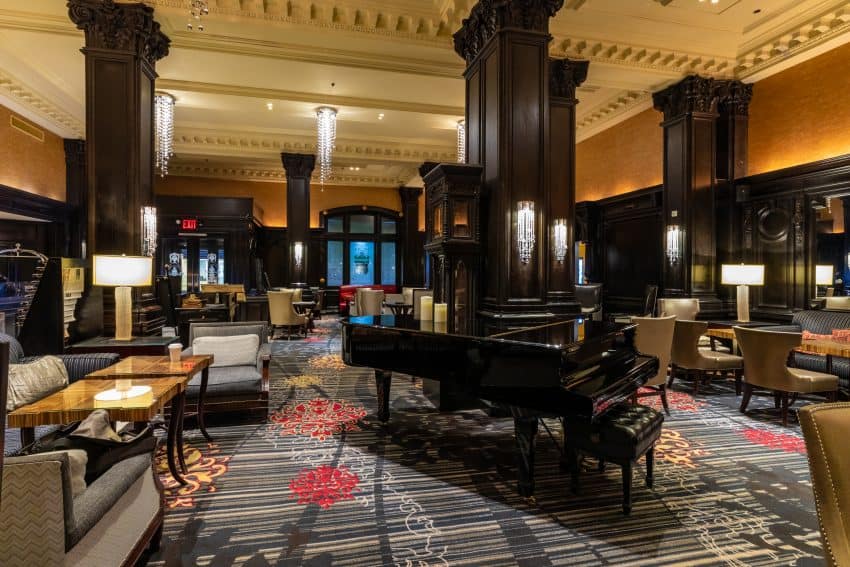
[514,416,538,497]
[375,370,392,423]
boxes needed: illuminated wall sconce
[552,218,568,263]
[666,225,682,265]
[456,119,466,163]
[517,201,535,264]
[293,242,304,269]
[141,206,157,257]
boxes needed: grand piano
[341,315,658,496]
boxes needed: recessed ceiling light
[378,113,385,120]
[266,102,273,110]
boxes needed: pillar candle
[434,303,448,323]
[420,296,433,320]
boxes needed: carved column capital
[549,58,589,101]
[419,161,440,179]
[67,0,170,64]
[399,186,423,203]
[716,80,754,116]
[281,153,316,179]
[453,0,564,64]
[652,75,719,121]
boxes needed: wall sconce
[552,218,568,263]
[517,201,535,264]
[293,241,304,269]
[141,206,157,257]
[666,225,682,265]
[456,119,466,163]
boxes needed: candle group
[420,296,433,320]
[434,303,448,323]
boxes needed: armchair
[575,284,602,321]
[669,320,742,394]
[631,315,676,413]
[268,290,309,339]
[359,289,385,316]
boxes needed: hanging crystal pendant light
[141,206,157,257]
[154,92,175,177]
[316,107,338,190]
[188,0,209,31]
[517,201,536,264]
[457,119,466,163]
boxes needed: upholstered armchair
[669,320,743,394]
[631,315,676,413]
[657,298,699,321]
[575,284,603,321]
[825,296,850,310]
[359,289,385,316]
[735,327,838,426]
[268,290,308,339]
[799,402,850,566]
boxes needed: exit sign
[181,218,198,231]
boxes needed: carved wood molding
[549,58,589,101]
[0,68,83,137]
[281,152,316,178]
[652,75,719,120]
[168,161,420,187]
[67,0,170,64]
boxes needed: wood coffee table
[8,378,189,484]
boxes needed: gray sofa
[183,321,271,419]
[771,310,850,393]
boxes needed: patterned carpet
[148,318,825,566]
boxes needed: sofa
[183,321,271,419]
[338,284,398,315]
[770,310,850,394]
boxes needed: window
[349,242,374,286]
[321,209,400,287]
[381,242,396,285]
[350,214,375,233]
[327,241,344,286]
[381,219,397,235]
[327,216,344,233]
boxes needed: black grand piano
[341,315,658,496]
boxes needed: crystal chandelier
[517,201,536,264]
[457,119,466,163]
[141,206,157,257]
[552,218,568,263]
[316,107,337,189]
[154,92,175,177]
[188,0,209,31]
[666,225,682,265]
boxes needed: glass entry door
[161,236,226,293]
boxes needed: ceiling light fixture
[378,113,385,120]
[457,119,466,163]
[316,106,338,190]
[188,0,209,31]
[266,102,274,110]
[154,92,175,177]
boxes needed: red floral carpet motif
[638,388,706,412]
[156,442,230,509]
[289,464,360,509]
[269,397,367,440]
[654,429,708,469]
[741,428,807,455]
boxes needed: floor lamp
[93,255,152,341]
[721,264,764,323]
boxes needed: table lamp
[93,255,152,341]
[721,264,764,323]
[816,265,833,297]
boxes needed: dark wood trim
[0,184,68,222]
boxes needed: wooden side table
[68,335,180,358]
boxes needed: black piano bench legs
[375,370,392,423]
[514,417,539,498]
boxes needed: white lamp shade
[816,265,833,286]
[93,255,152,287]
[721,264,764,286]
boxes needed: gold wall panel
[0,104,66,202]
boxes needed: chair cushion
[192,334,259,368]
[794,353,850,392]
[7,356,69,411]
[697,351,743,370]
[187,365,263,399]
[0,332,24,363]
[566,403,664,461]
[786,368,839,393]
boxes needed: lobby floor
[148,317,824,566]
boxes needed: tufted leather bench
[564,403,664,515]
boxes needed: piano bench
[564,403,664,515]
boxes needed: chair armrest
[257,343,271,375]
[56,353,120,382]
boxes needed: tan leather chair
[268,290,308,339]
[657,298,699,321]
[799,402,850,566]
[825,296,850,310]
[358,289,385,316]
[670,320,743,394]
[631,315,676,413]
[735,326,838,426]
[351,287,373,316]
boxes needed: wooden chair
[669,320,743,394]
[631,315,676,413]
[735,326,838,426]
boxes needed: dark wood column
[68,0,170,256]
[399,186,424,287]
[281,153,315,284]
[64,138,86,259]
[548,58,588,306]
[455,0,566,321]
[653,76,720,306]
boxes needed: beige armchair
[268,290,308,339]
[735,326,838,426]
[358,289,385,316]
[631,315,676,413]
[825,296,850,310]
[670,320,743,394]
[351,287,373,316]
[657,298,699,321]
[799,402,850,566]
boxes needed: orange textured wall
[575,108,664,202]
[0,105,66,202]
[749,42,850,175]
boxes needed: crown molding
[0,68,83,137]
[576,90,653,143]
[156,79,464,116]
[167,161,419,187]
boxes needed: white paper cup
[168,343,182,363]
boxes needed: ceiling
[0,0,848,188]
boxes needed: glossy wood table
[7,378,188,484]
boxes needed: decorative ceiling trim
[167,162,418,187]
[173,126,457,164]
[157,79,464,116]
[0,68,83,137]
[576,90,653,143]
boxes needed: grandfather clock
[423,163,484,335]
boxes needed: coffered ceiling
[0,0,848,188]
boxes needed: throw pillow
[46,450,88,497]
[193,334,259,368]
[7,355,69,411]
